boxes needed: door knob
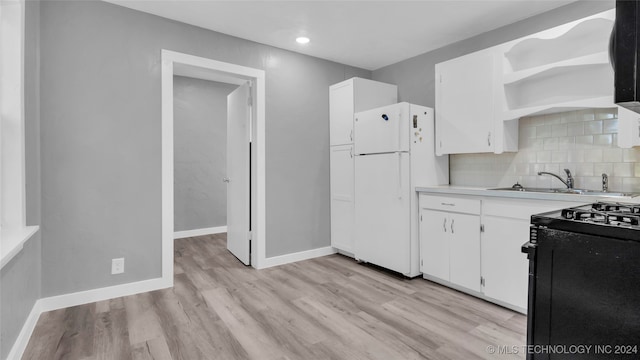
[223,177,230,183]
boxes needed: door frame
[161,50,267,285]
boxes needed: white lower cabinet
[480,215,530,310]
[419,195,481,293]
[419,193,580,313]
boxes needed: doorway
[161,50,267,288]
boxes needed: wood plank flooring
[22,234,526,359]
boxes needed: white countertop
[416,185,640,204]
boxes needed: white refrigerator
[353,102,448,277]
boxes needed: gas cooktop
[531,202,640,241]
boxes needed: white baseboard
[6,301,42,360]
[261,246,337,269]
[174,226,227,239]
[38,277,171,313]
[6,276,172,360]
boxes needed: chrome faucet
[602,173,608,192]
[538,169,574,189]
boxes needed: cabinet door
[481,216,530,310]
[449,213,481,292]
[330,145,354,253]
[435,49,495,154]
[420,209,450,281]
[617,105,640,148]
[330,82,354,146]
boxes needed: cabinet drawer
[419,194,481,214]
[483,198,579,220]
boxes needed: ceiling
[104,0,579,71]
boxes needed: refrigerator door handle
[397,152,402,199]
[397,112,402,149]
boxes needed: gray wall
[372,0,614,108]
[0,1,42,358]
[173,76,236,232]
[39,0,370,296]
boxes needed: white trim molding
[37,277,170,313]
[174,226,227,239]
[161,50,267,270]
[261,246,337,269]
[6,277,171,360]
[1,225,38,269]
[5,300,41,360]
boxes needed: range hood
[612,0,640,114]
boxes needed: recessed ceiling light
[296,37,310,44]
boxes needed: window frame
[1,0,38,269]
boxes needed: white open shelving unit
[497,11,615,123]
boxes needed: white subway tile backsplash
[582,148,603,163]
[578,109,595,121]
[537,151,551,163]
[623,148,638,163]
[545,113,563,124]
[593,163,613,177]
[596,109,616,120]
[622,177,640,192]
[551,124,568,137]
[603,148,623,162]
[575,135,594,149]
[450,108,640,192]
[551,150,567,163]
[593,134,613,146]
[520,126,536,139]
[567,122,584,136]
[543,138,559,150]
[603,119,618,134]
[576,163,595,177]
[613,163,634,177]
[567,149,585,163]
[558,137,575,150]
[584,120,603,135]
[537,125,552,138]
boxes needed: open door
[225,82,251,265]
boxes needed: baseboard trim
[174,226,227,239]
[6,300,42,360]
[38,277,171,313]
[6,277,171,360]
[261,246,337,269]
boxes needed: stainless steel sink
[489,187,638,198]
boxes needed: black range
[522,202,640,360]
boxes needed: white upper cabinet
[329,78,397,146]
[617,106,640,148]
[435,9,616,154]
[435,48,505,155]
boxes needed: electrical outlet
[111,258,124,275]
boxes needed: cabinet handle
[441,202,455,206]
[443,218,447,232]
[350,148,353,158]
[451,219,454,234]
[350,129,353,142]
[487,132,491,147]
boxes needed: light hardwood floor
[23,234,526,360]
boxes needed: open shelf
[504,63,612,110]
[504,17,613,72]
[503,52,609,85]
[501,96,615,121]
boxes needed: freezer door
[354,103,409,155]
[354,152,411,275]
